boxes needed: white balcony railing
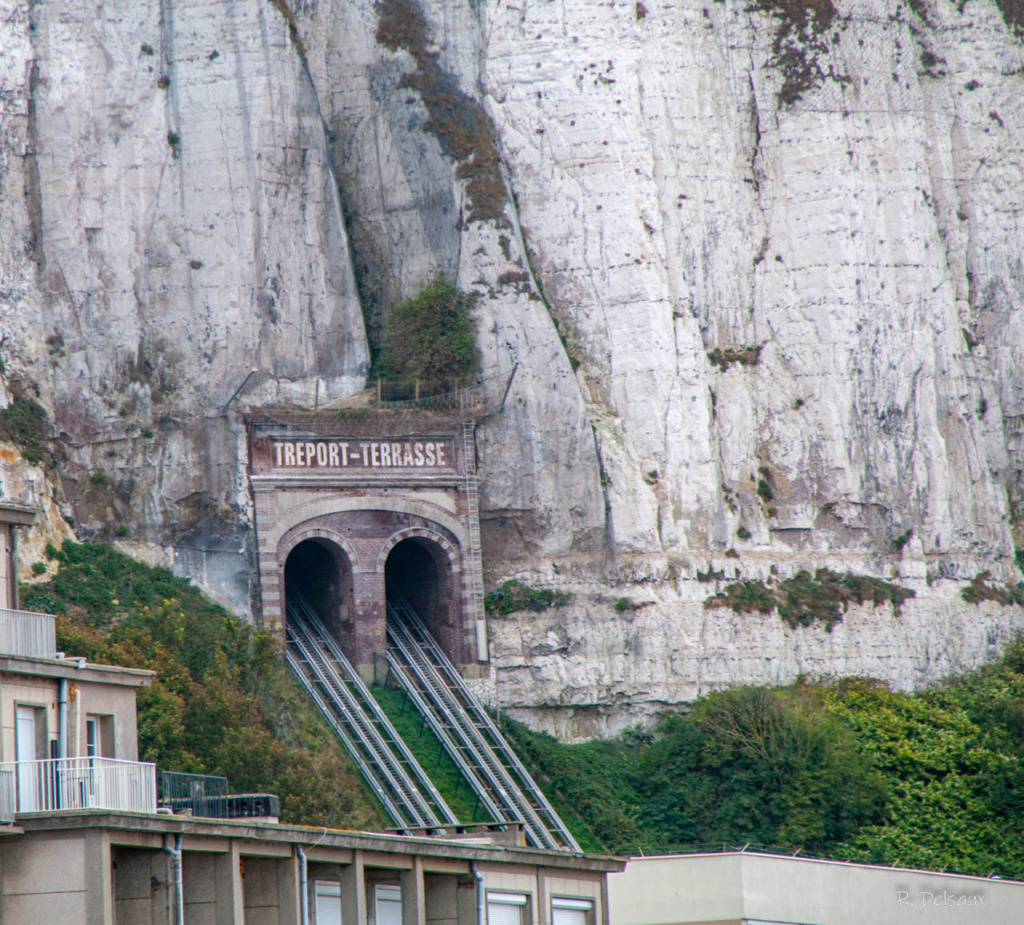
[0,768,15,823]
[0,608,56,659]
[0,758,157,815]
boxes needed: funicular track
[386,590,582,852]
[284,592,457,834]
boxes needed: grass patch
[705,568,915,629]
[370,684,482,823]
[21,541,385,830]
[707,345,762,371]
[961,571,1024,606]
[484,579,571,616]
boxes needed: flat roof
[0,654,154,687]
[14,811,625,872]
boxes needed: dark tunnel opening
[284,538,353,657]
[385,537,460,663]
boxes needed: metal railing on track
[285,593,458,834]
[386,590,581,852]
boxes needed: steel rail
[390,595,581,851]
[292,597,458,827]
[285,603,452,832]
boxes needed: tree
[382,276,481,388]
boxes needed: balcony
[0,757,157,816]
[0,607,56,660]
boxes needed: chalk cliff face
[1,0,1023,729]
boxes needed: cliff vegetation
[502,646,1024,877]
[20,541,385,830]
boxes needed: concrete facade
[606,852,1024,925]
[0,503,36,611]
[247,413,486,677]
[0,655,151,763]
[0,813,618,925]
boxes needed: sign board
[271,438,455,471]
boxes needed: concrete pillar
[83,829,113,925]
[351,568,387,681]
[278,854,301,925]
[340,851,367,925]
[215,843,244,925]
[400,857,426,925]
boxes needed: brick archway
[380,527,467,665]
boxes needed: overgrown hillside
[502,650,1024,878]
[21,541,385,830]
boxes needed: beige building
[0,532,621,925]
[607,851,1024,925]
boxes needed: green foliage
[503,646,1024,877]
[705,569,915,629]
[1017,547,1024,577]
[961,571,1024,606]
[484,579,571,615]
[31,561,47,575]
[0,396,51,465]
[20,541,384,830]
[370,685,480,823]
[382,277,481,388]
[892,529,912,553]
[707,345,762,371]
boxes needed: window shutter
[375,885,403,925]
[487,893,527,925]
[313,881,341,925]
[551,897,593,925]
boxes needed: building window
[487,891,529,925]
[86,714,115,758]
[313,880,341,925]
[551,897,594,925]
[374,884,402,925]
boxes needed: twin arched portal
[279,526,466,670]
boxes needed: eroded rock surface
[1,0,1023,725]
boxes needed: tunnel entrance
[284,539,354,659]
[385,537,460,664]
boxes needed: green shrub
[31,561,47,575]
[382,277,481,388]
[20,541,384,830]
[0,397,51,465]
[961,571,1024,606]
[705,569,915,629]
[484,579,570,615]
